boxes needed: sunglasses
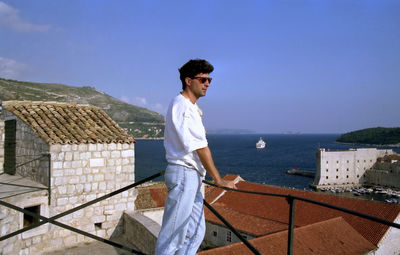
[192,76,212,84]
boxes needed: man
[155,59,236,255]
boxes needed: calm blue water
[134,134,400,190]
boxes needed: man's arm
[196,146,237,189]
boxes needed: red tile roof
[3,101,134,144]
[135,182,167,210]
[199,217,377,255]
[206,205,288,236]
[205,175,400,246]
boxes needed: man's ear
[185,77,191,88]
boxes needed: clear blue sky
[1,1,399,134]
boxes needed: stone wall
[0,118,4,173]
[0,141,137,255]
[313,148,395,188]
[43,142,136,253]
[16,117,50,185]
[122,212,160,255]
[0,190,49,255]
[365,161,400,188]
[1,110,50,185]
[0,110,138,254]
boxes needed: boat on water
[256,137,266,149]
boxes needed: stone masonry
[0,101,137,254]
[45,143,136,251]
[0,118,4,173]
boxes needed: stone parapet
[122,212,160,255]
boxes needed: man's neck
[181,90,197,104]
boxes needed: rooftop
[199,217,376,255]
[135,182,167,210]
[205,175,400,246]
[2,101,134,145]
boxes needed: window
[347,160,349,163]
[227,231,232,242]
[4,119,17,175]
[94,222,102,230]
[336,169,339,172]
[357,175,359,178]
[326,161,329,164]
[24,205,40,228]
[336,176,338,179]
[326,169,329,172]
[213,231,217,237]
[336,161,339,164]
[347,168,349,171]
[346,175,349,178]
[326,176,328,179]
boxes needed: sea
[134,134,400,192]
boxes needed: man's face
[187,73,211,99]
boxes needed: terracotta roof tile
[199,217,376,255]
[205,175,400,246]
[205,205,288,236]
[3,101,134,144]
[135,182,167,210]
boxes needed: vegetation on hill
[0,77,165,138]
[336,127,400,145]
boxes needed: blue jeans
[155,164,205,255]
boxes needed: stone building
[365,154,400,189]
[312,148,395,189]
[0,101,136,255]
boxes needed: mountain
[206,128,256,135]
[336,127,400,146]
[0,77,165,138]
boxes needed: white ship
[256,137,266,149]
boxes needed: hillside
[0,77,165,138]
[336,127,400,146]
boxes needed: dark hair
[179,59,214,90]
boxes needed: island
[336,127,400,146]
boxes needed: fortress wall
[365,162,400,188]
[313,148,395,188]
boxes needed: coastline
[134,137,164,141]
[334,141,400,148]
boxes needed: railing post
[47,153,51,205]
[286,195,295,255]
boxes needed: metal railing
[0,170,399,255]
[203,180,400,255]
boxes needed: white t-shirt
[164,94,208,176]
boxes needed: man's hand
[215,179,237,189]
[196,146,237,190]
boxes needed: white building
[312,148,395,189]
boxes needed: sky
[0,1,399,134]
